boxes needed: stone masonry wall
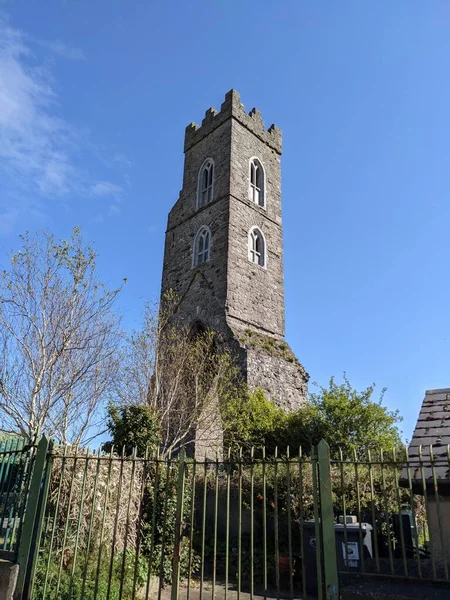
[161,196,229,335]
[161,119,232,334]
[230,325,308,410]
[246,347,308,411]
[160,90,308,415]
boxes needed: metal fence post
[171,449,186,600]
[14,435,51,600]
[317,439,339,600]
[312,446,324,600]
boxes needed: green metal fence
[0,438,36,561]
[329,445,450,585]
[10,438,450,600]
[25,443,337,600]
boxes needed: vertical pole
[238,447,243,600]
[312,447,323,600]
[199,456,207,600]
[145,447,160,598]
[158,451,172,600]
[186,458,196,600]
[286,448,294,600]
[225,448,231,600]
[274,447,280,600]
[262,447,267,600]
[250,447,254,600]
[15,435,51,600]
[212,453,219,600]
[317,440,339,600]
[171,449,186,600]
[25,441,53,600]
[298,447,306,600]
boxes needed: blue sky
[1,1,450,441]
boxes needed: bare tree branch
[0,228,124,443]
[110,295,243,456]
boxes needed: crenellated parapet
[184,89,282,154]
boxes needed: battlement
[184,89,282,154]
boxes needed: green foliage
[33,546,149,600]
[222,377,403,457]
[221,388,285,452]
[140,460,200,583]
[103,404,161,456]
[282,376,403,456]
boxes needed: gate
[20,441,336,600]
[9,437,450,599]
[0,437,52,600]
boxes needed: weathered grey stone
[160,90,309,456]
[0,561,18,600]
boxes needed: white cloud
[0,20,128,233]
[0,24,77,196]
[90,181,124,199]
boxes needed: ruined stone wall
[160,89,308,415]
[230,326,308,410]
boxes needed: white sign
[342,541,359,566]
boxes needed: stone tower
[161,90,308,413]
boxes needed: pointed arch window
[248,227,266,267]
[197,159,214,209]
[193,226,211,266]
[249,158,265,208]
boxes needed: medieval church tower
[161,90,308,415]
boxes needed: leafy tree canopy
[282,376,403,457]
[222,376,403,457]
[221,388,285,452]
[103,404,161,456]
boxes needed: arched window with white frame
[193,226,211,267]
[249,158,265,208]
[197,158,214,209]
[248,227,266,267]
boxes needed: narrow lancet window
[248,227,266,267]
[193,226,211,266]
[249,158,265,208]
[197,159,214,208]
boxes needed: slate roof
[401,389,450,487]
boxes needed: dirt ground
[153,578,450,600]
[340,579,450,600]
[156,581,313,599]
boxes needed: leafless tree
[113,295,243,455]
[0,228,124,444]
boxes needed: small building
[403,388,450,564]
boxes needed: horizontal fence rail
[18,440,450,600]
[329,446,450,585]
[32,447,323,600]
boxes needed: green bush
[33,546,148,600]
